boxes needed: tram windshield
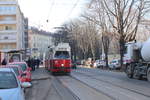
[54,51,70,59]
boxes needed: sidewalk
[31,67,51,81]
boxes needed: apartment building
[28,27,53,59]
[0,0,25,52]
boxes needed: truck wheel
[133,68,142,80]
[147,67,150,82]
[126,65,133,78]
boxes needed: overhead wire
[47,0,80,23]
[65,0,80,20]
[46,0,80,30]
[47,0,55,22]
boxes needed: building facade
[28,27,53,59]
[0,0,25,52]
[24,18,28,49]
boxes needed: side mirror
[27,67,32,71]
[21,73,26,77]
[21,82,32,88]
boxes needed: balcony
[0,20,16,24]
[0,11,16,15]
[0,39,16,43]
[0,33,17,43]
[0,30,17,33]
[0,1,17,5]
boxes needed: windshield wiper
[0,87,12,89]
[0,87,8,89]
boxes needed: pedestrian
[27,57,31,68]
[30,58,35,71]
[2,58,7,65]
[35,58,40,69]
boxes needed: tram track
[52,76,81,100]
[56,75,113,100]
[68,75,116,100]
[73,71,150,99]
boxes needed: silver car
[95,60,106,68]
[0,68,31,100]
[109,59,121,70]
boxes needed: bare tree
[100,0,150,68]
[81,0,113,67]
[66,19,101,60]
[86,20,99,60]
[137,19,150,41]
[66,20,90,59]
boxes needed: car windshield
[54,51,70,59]
[0,72,18,89]
[96,60,99,63]
[100,61,104,63]
[112,61,117,63]
[111,60,120,63]
[14,64,27,71]
[11,67,19,76]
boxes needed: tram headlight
[61,64,64,66]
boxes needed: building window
[33,43,36,47]
[25,26,28,29]
[3,45,11,49]
[5,26,12,30]
[4,36,8,40]
[4,16,14,21]
[5,26,9,30]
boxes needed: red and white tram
[45,43,71,74]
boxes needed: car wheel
[51,72,56,75]
[126,64,133,78]
[147,67,150,82]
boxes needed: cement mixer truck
[124,38,150,82]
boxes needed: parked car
[0,68,31,100]
[5,65,30,82]
[76,60,82,65]
[94,60,100,68]
[9,62,32,82]
[96,60,106,68]
[109,59,121,70]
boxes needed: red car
[8,62,32,82]
[5,65,28,82]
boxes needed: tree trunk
[119,38,125,70]
[102,35,110,69]
[105,52,109,69]
[91,48,95,61]
[74,45,77,61]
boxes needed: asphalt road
[73,67,150,100]
[25,67,150,100]
[25,68,82,100]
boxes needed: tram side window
[48,52,52,59]
[54,51,69,59]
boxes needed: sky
[18,0,90,32]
